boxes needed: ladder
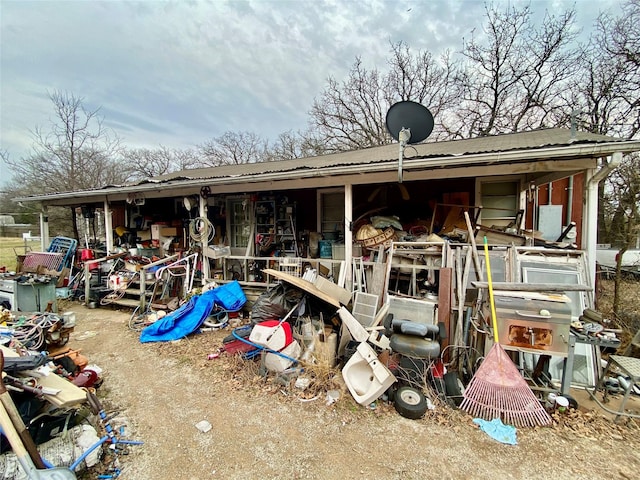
[352,257,367,294]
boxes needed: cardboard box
[202,245,231,259]
[151,224,176,240]
[160,227,177,237]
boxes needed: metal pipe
[566,175,574,225]
[584,152,623,287]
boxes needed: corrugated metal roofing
[154,128,621,182]
[16,127,638,204]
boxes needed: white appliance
[0,278,16,310]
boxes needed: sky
[0,0,625,182]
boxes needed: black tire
[394,386,429,419]
[563,393,579,410]
[444,371,465,407]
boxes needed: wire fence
[0,237,41,270]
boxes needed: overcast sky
[0,0,624,182]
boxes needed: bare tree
[125,146,202,179]
[579,0,640,316]
[308,41,458,152]
[596,0,640,138]
[602,153,640,318]
[198,131,267,166]
[8,91,127,193]
[6,91,127,237]
[262,130,327,161]
[385,42,460,141]
[451,4,579,138]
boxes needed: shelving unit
[255,199,297,256]
[275,202,297,255]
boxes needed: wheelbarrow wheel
[394,386,428,419]
[444,371,465,407]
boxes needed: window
[317,189,344,235]
[516,248,596,387]
[228,198,251,251]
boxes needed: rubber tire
[563,393,579,410]
[394,386,429,420]
[444,371,465,407]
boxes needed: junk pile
[0,307,141,479]
[133,238,634,427]
[136,275,452,420]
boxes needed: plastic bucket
[555,395,569,413]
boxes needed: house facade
[19,128,640,291]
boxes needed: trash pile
[134,262,640,432]
[136,277,454,421]
[0,306,141,479]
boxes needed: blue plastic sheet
[140,281,246,343]
[472,418,518,445]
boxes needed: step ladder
[352,257,367,294]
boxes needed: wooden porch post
[344,184,353,291]
[103,199,114,254]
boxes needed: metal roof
[15,128,640,204]
[154,128,623,181]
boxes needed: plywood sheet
[263,269,341,308]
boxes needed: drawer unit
[490,291,572,357]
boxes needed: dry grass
[0,237,40,270]
[143,277,640,399]
[596,276,640,348]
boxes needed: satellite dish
[385,101,434,183]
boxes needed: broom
[459,237,551,427]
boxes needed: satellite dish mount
[385,101,434,183]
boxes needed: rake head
[460,343,552,428]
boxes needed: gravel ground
[64,302,640,480]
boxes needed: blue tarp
[140,281,246,343]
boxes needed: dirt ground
[57,299,640,480]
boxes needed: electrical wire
[189,217,215,243]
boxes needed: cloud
[0,0,625,182]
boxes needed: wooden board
[438,267,452,358]
[1,346,87,408]
[471,282,592,292]
[263,269,341,308]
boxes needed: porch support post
[199,195,210,279]
[344,184,353,291]
[104,199,114,254]
[39,206,49,251]
[584,169,598,288]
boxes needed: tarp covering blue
[140,281,246,343]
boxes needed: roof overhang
[15,138,640,207]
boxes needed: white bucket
[555,395,569,413]
[264,340,301,372]
[545,392,557,410]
